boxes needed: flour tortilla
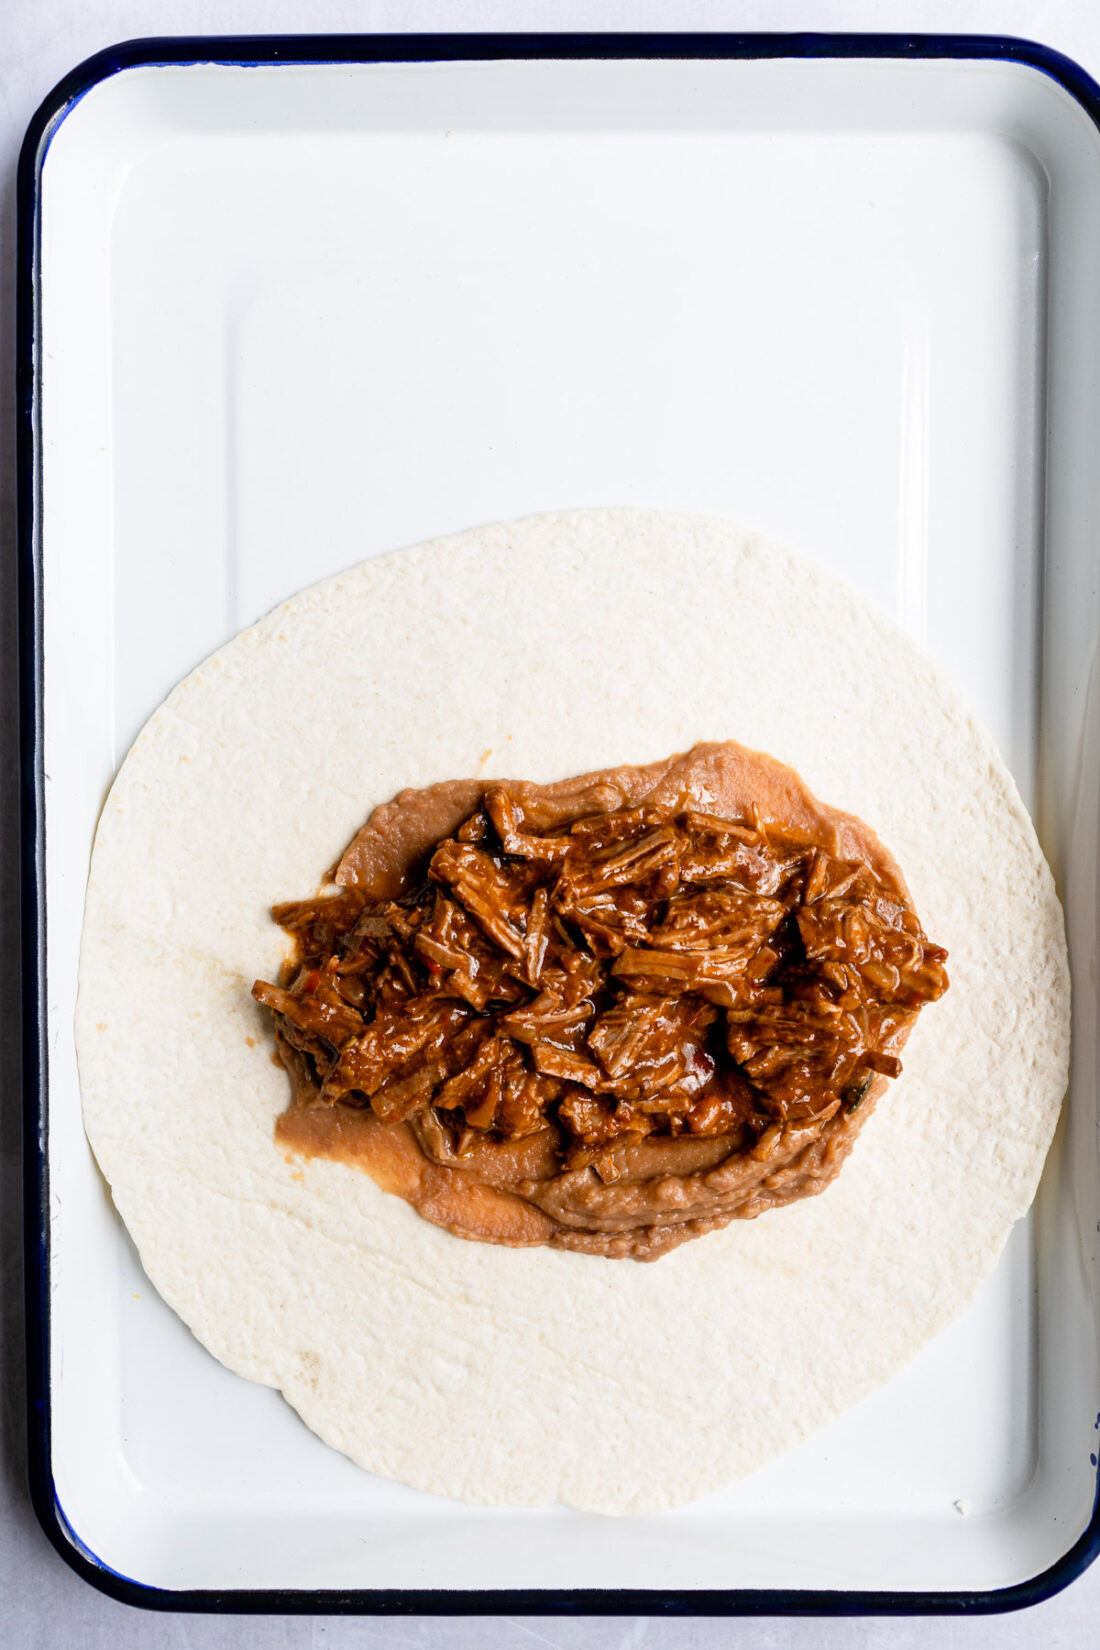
[76,509,1069,1514]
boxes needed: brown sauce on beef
[254,743,948,1260]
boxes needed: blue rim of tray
[18,29,1100,1617]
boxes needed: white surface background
[4,0,1100,1645]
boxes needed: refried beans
[252,743,949,1259]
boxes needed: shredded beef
[253,787,948,1191]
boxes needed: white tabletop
[4,1,1100,1645]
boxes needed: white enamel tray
[19,33,1100,1614]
